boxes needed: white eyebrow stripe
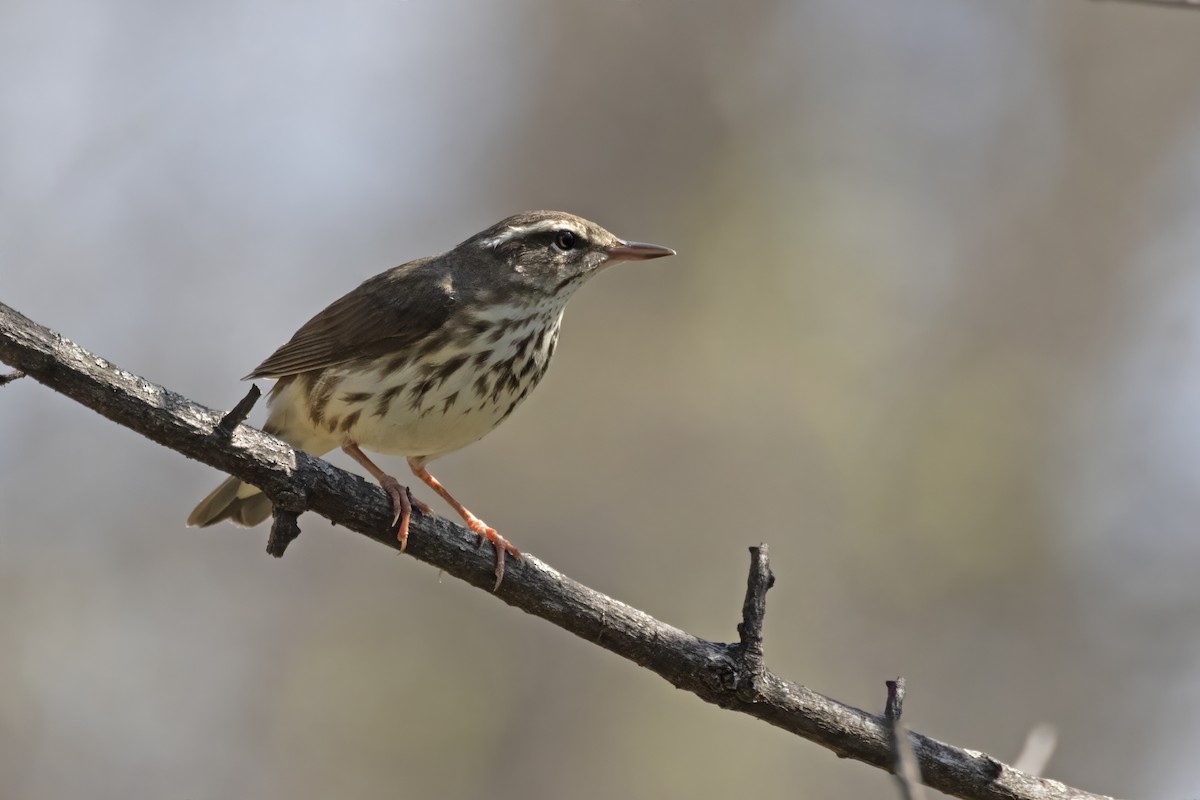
[480,219,580,249]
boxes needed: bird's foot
[463,514,521,591]
[377,475,426,551]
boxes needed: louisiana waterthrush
[188,211,675,587]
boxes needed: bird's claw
[463,517,520,591]
[378,474,517,590]
[378,475,412,551]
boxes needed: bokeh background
[3,1,1200,797]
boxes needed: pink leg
[408,457,520,590]
[342,440,427,551]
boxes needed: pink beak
[605,239,676,263]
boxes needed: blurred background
[2,0,1199,797]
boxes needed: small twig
[0,369,25,386]
[265,481,312,557]
[267,507,302,557]
[216,384,261,435]
[736,543,774,672]
[884,677,906,720]
[886,678,926,800]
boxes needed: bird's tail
[188,393,336,529]
[187,476,274,528]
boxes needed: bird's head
[462,210,674,298]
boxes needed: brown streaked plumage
[187,211,674,588]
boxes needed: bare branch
[268,507,303,557]
[0,300,1119,800]
[736,543,773,673]
[0,368,25,386]
[217,383,261,435]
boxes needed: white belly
[264,307,562,461]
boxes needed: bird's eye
[554,230,577,251]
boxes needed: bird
[188,210,675,588]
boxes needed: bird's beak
[605,239,676,263]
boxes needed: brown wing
[246,256,455,379]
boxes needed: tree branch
[0,300,1117,800]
